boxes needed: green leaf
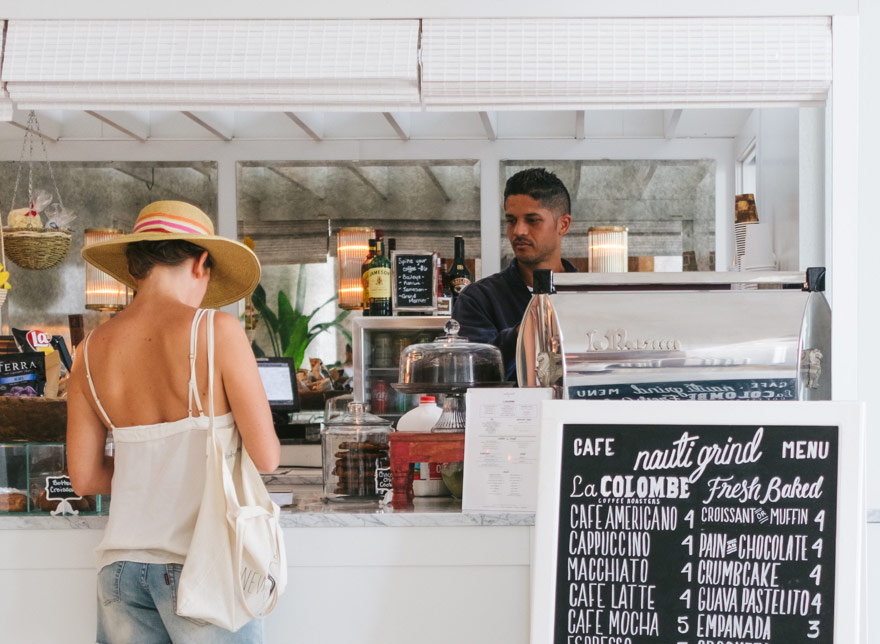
[293,265,307,314]
[307,309,352,344]
[277,290,301,355]
[283,316,310,369]
[251,341,266,358]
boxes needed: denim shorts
[97,561,264,644]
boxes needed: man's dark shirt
[451,258,577,381]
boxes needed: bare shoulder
[211,310,247,340]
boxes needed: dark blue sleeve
[452,287,519,379]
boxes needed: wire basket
[4,111,72,270]
[2,228,72,270]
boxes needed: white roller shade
[0,22,12,121]
[422,17,832,110]
[2,20,420,111]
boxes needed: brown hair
[125,240,214,281]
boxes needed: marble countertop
[4,467,877,529]
[0,469,536,530]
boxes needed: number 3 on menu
[807,619,820,639]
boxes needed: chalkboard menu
[392,251,436,312]
[554,423,838,644]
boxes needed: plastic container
[321,402,393,503]
[396,396,449,497]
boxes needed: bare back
[82,301,230,428]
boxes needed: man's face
[505,194,571,266]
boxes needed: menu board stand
[531,400,865,644]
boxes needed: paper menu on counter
[461,387,553,513]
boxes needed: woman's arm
[214,312,281,473]
[66,350,114,495]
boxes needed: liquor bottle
[387,237,397,254]
[435,255,452,314]
[448,236,472,303]
[368,240,392,316]
[361,239,377,315]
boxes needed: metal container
[517,273,831,401]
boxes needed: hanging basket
[2,228,72,270]
[0,289,6,308]
[3,111,72,270]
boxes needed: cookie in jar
[321,402,391,502]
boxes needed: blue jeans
[97,562,264,644]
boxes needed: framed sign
[391,251,437,312]
[531,400,865,644]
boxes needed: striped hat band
[132,211,214,236]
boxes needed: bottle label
[451,276,471,295]
[362,273,371,308]
[367,268,391,298]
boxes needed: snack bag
[12,328,54,355]
[0,352,47,397]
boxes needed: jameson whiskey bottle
[368,240,392,316]
[361,239,377,315]
[448,236,472,304]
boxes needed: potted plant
[248,267,351,370]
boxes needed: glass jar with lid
[321,402,393,502]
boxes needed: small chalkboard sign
[45,475,82,516]
[531,401,864,644]
[392,251,437,312]
[45,475,81,501]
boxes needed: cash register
[257,358,322,467]
[256,357,300,425]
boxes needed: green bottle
[367,240,392,316]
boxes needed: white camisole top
[84,309,237,571]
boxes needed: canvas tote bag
[177,310,287,632]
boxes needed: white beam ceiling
[0,109,755,143]
[479,112,497,141]
[284,112,323,141]
[85,111,149,142]
[181,112,234,142]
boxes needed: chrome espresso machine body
[516,270,830,402]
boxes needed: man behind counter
[452,168,576,380]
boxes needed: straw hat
[81,201,260,308]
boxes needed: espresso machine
[517,269,830,401]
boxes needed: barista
[452,168,577,379]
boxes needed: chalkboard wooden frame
[391,251,437,312]
[530,400,865,644]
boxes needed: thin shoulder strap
[187,309,209,418]
[82,333,116,431]
[206,309,217,426]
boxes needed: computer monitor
[256,358,300,423]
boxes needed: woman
[67,201,280,644]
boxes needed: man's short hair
[504,168,571,218]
